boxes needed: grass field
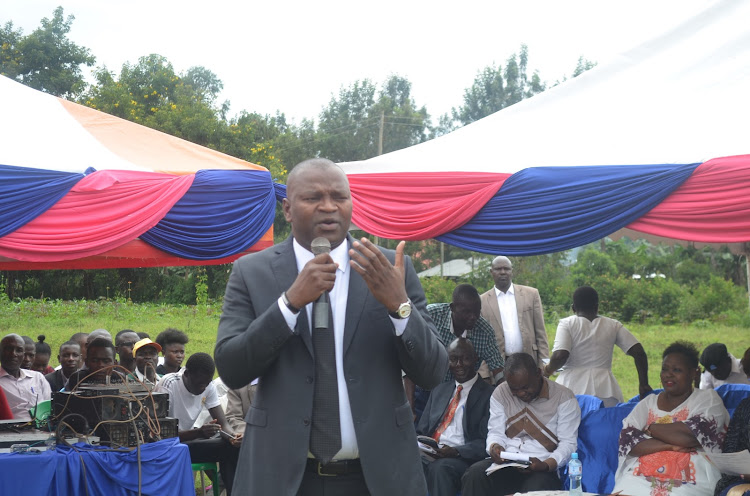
[2,299,748,400]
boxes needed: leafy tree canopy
[0,7,94,98]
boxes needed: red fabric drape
[0,170,194,261]
[349,172,509,240]
[0,387,12,420]
[627,155,750,241]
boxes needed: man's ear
[282,198,292,222]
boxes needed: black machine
[53,386,178,447]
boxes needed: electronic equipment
[52,387,176,447]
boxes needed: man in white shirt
[416,339,493,496]
[461,353,581,495]
[155,352,240,495]
[699,343,750,389]
[480,256,549,367]
[0,333,51,421]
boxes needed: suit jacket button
[303,418,310,426]
[306,376,313,384]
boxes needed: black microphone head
[311,237,332,256]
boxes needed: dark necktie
[433,385,463,442]
[310,306,341,463]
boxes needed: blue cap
[571,452,578,459]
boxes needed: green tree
[1,7,94,97]
[451,45,546,126]
[317,75,429,162]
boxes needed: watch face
[398,303,412,318]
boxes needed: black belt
[306,458,362,476]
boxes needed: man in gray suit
[480,256,549,367]
[215,158,447,496]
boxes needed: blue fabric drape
[575,402,637,494]
[0,163,84,238]
[274,181,287,202]
[0,438,194,496]
[141,169,277,259]
[437,163,699,255]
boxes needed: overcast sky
[4,0,712,123]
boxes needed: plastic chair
[29,399,52,429]
[715,383,750,417]
[192,462,220,496]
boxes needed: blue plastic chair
[715,383,750,417]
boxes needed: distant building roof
[417,258,487,278]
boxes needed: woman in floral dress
[613,341,730,496]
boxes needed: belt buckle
[317,462,337,477]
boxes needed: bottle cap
[571,452,578,459]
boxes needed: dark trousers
[461,459,561,495]
[185,437,239,496]
[296,466,370,496]
[422,456,472,496]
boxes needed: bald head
[287,158,344,189]
[88,329,112,344]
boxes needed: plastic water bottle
[568,452,583,495]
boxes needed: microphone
[311,237,332,330]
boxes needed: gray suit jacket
[416,377,493,462]
[480,284,549,366]
[215,236,448,496]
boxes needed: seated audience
[700,343,750,389]
[129,338,161,388]
[741,347,750,378]
[114,329,139,373]
[0,333,52,420]
[544,286,652,406]
[462,353,581,495]
[715,396,750,496]
[417,338,493,496]
[45,341,82,392]
[225,381,256,436]
[155,353,240,496]
[406,284,504,420]
[155,328,188,375]
[20,335,35,370]
[65,332,89,366]
[32,335,54,374]
[613,341,730,496]
[65,338,124,390]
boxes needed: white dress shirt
[0,367,51,420]
[277,238,409,460]
[495,283,522,355]
[440,373,479,447]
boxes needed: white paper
[500,451,530,462]
[702,450,750,476]
[418,441,437,454]
[485,461,531,475]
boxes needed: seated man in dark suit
[417,338,493,496]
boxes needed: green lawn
[2,300,747,400]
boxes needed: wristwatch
[389,300,412,319]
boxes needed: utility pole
[377,110,384,156]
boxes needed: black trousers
[422,456,472,496]
[185,437,239,496]
[461,459,561,495]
